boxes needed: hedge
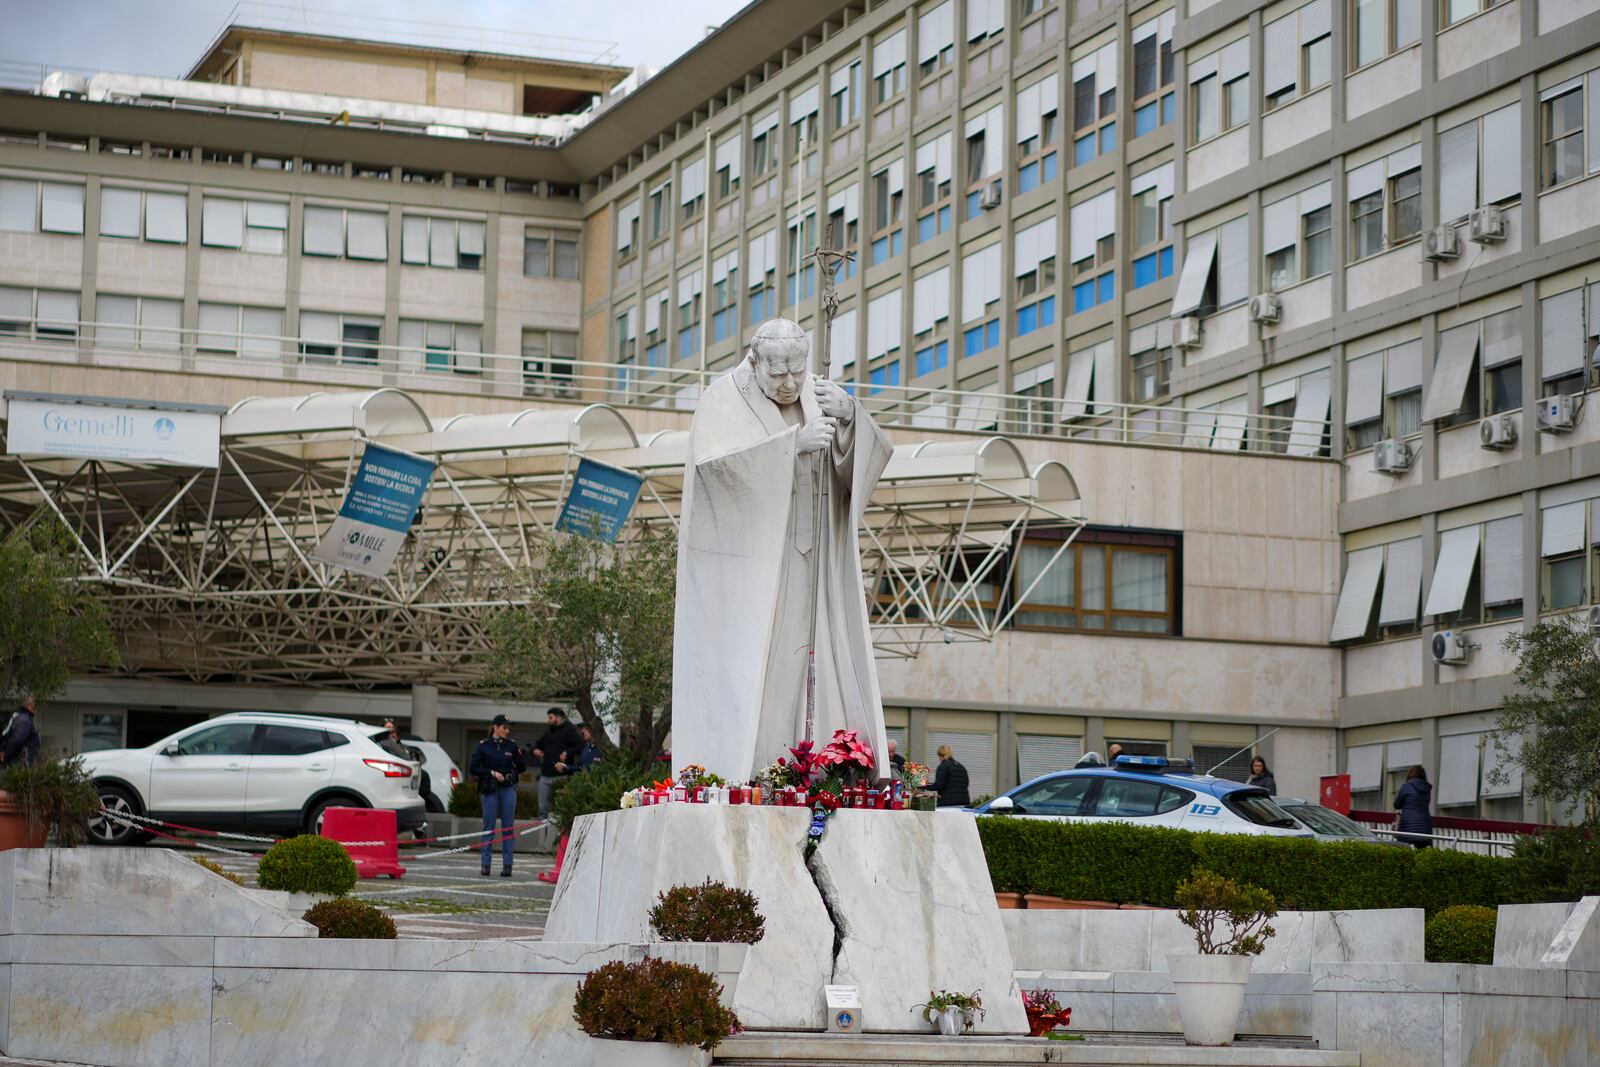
[977,818,1506,914]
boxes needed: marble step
[715,1032,1356,1066]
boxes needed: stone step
[715,1032,1356,1067]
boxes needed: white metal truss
[0,391,1083,693]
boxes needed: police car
[970,755,1310,837]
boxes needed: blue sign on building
[312,444,436,577]
[556,458,645,542]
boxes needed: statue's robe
[671,358,893,783]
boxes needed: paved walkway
[155,841,557,939]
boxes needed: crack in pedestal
[802,847,847,983]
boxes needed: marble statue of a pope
[672,318,893,783]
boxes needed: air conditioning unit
[1173,316,1202,349]
[1372,438,1413,474]
[1478,413,1517,451]
[1248,293,1282,324]
[1469,206,1507,244]
[1423,224,1461,261]
[1432,630,1471,665]
[979,180,1003,210]
[1538,393,1579,433]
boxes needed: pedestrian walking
[1246,756,1277,795]
[469,714,526,877]
[0,695,41,768]
[531,708,583,814]
[931,744,971,808]
[1394,765,1434,849]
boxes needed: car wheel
[305,795,365,836]
[88,785,147,846]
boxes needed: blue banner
[556,458,645,542]
[313,444,436,577]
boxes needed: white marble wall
[1017,968,1313,1036]
[1495,901,1579,968]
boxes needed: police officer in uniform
[469,714,527,877]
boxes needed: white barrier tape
[408,821,549,860]
[97,810,259,858]
[101,807,546,852]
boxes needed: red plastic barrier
[322,807,405,879]
[537,832,569,885]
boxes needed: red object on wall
[538,832,569,884]
[321,807,405,879]
[1320,774,1352,815]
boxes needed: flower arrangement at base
[1021,988,1072,1037]
[813,729,876,789]
[916,989,986,1035]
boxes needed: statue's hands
[797,415,838,454]
[813,379,854,423]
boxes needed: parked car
[83,712,426,846]
[1276,797,1406,847]
[368,730,461,814]
[970,755,1310,837]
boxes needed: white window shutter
[146,193,188,243]
[1347,744,1382,792]
[1422,525,1481,617]
[1377,536,1422,626]
[1016,81,1041,144]
[1541,501,1585,557]
[100,187,142,239]
[919,1,953,62]
[961,244,998,322]
[1482,515,1523,607]
[203,198,244,248]
[1330,546,1384,641]
[1219,39,1248,83]
[1097,41,1119,93]
[1287,368,1331,456]
[1092,341,1116,415]
[1302,0,1332,38]
[1482,308,1522,368]
[1481,733,1522,798]
[1216,217,1248,308]
[1262,196,1297,255]
[1062,346,1094,418]
[40,183,84,234]
[1211,395,1248,450]
[429,219,457,268]
[1437,733,1481,807]
[1263,15,1297,97]
[1422,326,1480,422]
[1438,122,1478,223]
[1540,289,1585,381]
[0,180,34,233]
[1386,340,1423,395]
[1347,161,1384,201]
[1069,199,1095,263]
[1170,231,1218,317]
[346,211,387,261]
[1344,354,1384,426]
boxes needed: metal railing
[0,320,1332,455]
[1350,813,1537,857]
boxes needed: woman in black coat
[1393,765,1434,849]
[931,745,971,807]
[1246,757,1277,796]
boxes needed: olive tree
[0,519,120,705]
[479,531,675,761]
[1494,615,1600,819]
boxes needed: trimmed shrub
[302,898,398,939]
[550,757,658,834]
[574,956,740,1051]
[257,834,357,896]
[976,816,1512,914]
[447,780,540,820]
[1425,904,1497,964]
[1500,825,1600,905]
[649,879,766,944]
[191,855,245,887]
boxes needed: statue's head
[748,318,809,405]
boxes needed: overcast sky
[6,0,749,79]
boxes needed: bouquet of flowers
[1020,988,1071,1037]
[900,761,931,789]
[755,757,807,792]
[677,764,725,788]
[813,729,875,788]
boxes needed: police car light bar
[1112,755,1196,773]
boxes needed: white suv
[83,712,426,846]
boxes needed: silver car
[1276,797,1406,847]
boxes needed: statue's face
[752,342,808,405]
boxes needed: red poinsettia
[787,740,819,781]
[812,729,876,785]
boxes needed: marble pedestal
[544,804,1027,1034]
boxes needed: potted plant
[1167,869,1277,1046]
[0,756,100,849]
[648,879,764,1001]
[574,956,740,1067]
[1021,988,1072,1038]
[917,989,985,1035]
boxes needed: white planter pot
[589,1036,709,1067]
[1167,953,1253,1046]
[246,889,338,918]
[936,1006,963,1035]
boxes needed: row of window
[0,177,578,278]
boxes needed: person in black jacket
[532,708,584,815]
[0,696,41,768]
[931,744,971,807]
[1393,765,1434,849]
[1246,757,1277,796]
[469,714,527,877]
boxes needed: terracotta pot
[994,891,1025,909]
[0,795,48,852]
[1023,894,1117,910]
[1118,903,1173,910]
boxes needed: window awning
[1286,369,1330,456]
[1330,545,1383,641]
[1344,355,1384,427]
[1169,231,1218,318]
[1422,525,1480,616]
[1422,326,1480,423]
[1376,537,1421,627]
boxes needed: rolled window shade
[1263,15,1297,97]
[1212,395,1248,451]
[1482,515,1523,607]
[346,211,387,261]
[1330,546,1384,641]
[458,220,485,257]
[300,311,339,345]
[401,216,428,264]
[1422,326,1480,422]
[1386,340,1422,395]
[1481,732,1522,798]
[1422,525,1480,617]
[1262,196,1297,255]
[788,85,820,122]
[1540,289,1585,381]
[100,188,142,238]
[303,207,344,256]
[145,193,187,243]
[0,180,33,233]
[40,183,83,234]
[1219,39,1248,83]
[1216,217,1248,308]
[1438,121,1478,223]
[919,1,953,62]
[1092,341,1116,416]
[1347,744,1382,792]
[1541,501,1585,557]
[1346,161,1384,201]
[1301,0,1332,38]
[1344,354,1384,426]
[1377,536,1422,626]
[1482,308,1522,368]
[961,244,1001,322]
[96,295,137,345]
[428,220,457,268]
[248,200,287,230]
[1387,739,1422,771]
[203,198,244,248]
[1437,733,1481,807]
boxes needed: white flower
[620,791,639,809]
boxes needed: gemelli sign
[4,397,221,468]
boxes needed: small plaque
[825,984,862,1033]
